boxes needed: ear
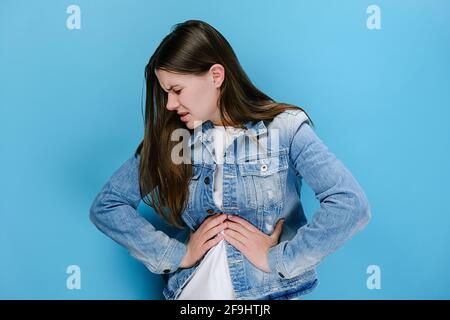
[209,63,225,88]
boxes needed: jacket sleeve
[89,153,187,275]
[267,111,371,279]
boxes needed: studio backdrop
[1,0,449,299]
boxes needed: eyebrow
[162,85,180,92]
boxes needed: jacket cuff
[267,241,290,279]
[158,238,187,274]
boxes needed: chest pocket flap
[238,154,289,176]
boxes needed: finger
[202,233,224,251]
[227,215,259,232]
[223,229,247,247]
[199,213,227,232]
[271,219,285,239]
[223,231,246,252]
[201,221,226,243]
[197,213,218,232]
[226,221,251,239]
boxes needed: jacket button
[163,269,170,273]
[261,164,268,172]
[278,272,285,278]
[207,209,214,214]
[204,176,210,184]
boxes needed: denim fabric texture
[90,109,371,300]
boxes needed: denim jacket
[89,109,371,300]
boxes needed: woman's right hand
[179,213,228,269]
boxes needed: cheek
[190,86,217,114]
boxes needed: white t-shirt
[177,125,245,300]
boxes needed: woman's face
[155,64,225,129]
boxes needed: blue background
[1,0,449,299]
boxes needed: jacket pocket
[238,154,289,210]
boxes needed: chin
[188,119,203,130]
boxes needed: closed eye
[162,88,182,94]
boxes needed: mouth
[179,113,190,122]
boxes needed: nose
[166,92,180,111]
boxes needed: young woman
[89,20,371,300]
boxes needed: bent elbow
[354,191,372,232]
[89,193,104,228]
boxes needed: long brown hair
[136,20,313,229]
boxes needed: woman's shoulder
[277,107,309,122]
[269,107,311,134]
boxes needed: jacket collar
[187,119,267,147]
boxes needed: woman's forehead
[156,69,202,88]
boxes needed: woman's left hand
[222,215,285,273]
